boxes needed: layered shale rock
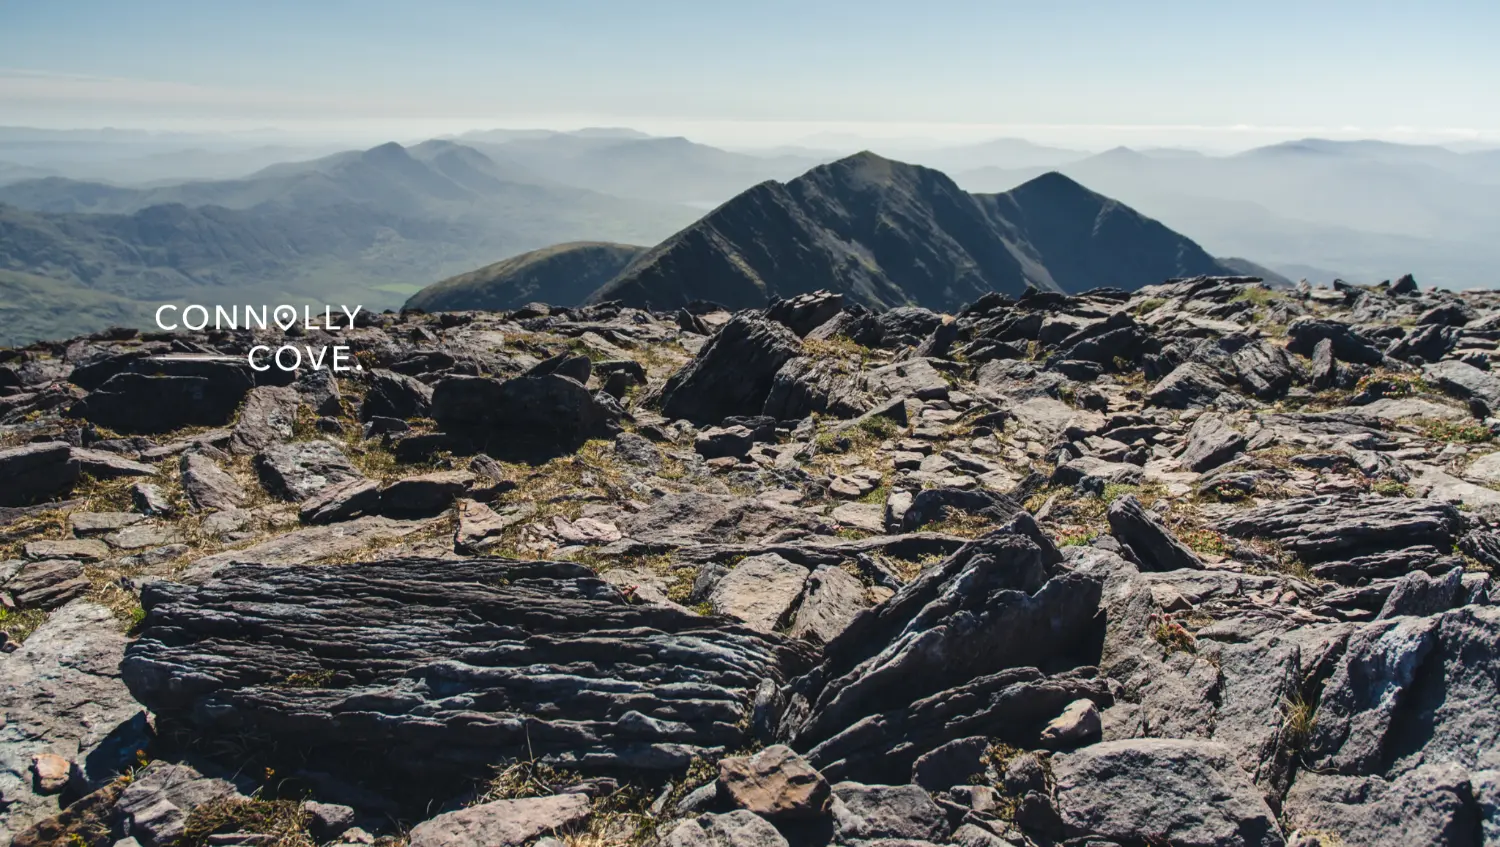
[122,558,815,804]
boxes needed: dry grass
[1282,692,1317,754]
[178,794,315,847]
[925,507,998,539]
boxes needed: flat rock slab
[407,794,591,847]
[0,602,150,845]
[708,553,808,633]
[254,441,364,502]
[123,558,813,804]
[181,515,437,579]
[1050,739,1284,847]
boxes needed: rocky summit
[4,273,1500,847]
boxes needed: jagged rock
[1232,339,1300,399]
[430,374,622,452]
[1376,567,1466,619]
[1179,414,1247,472]
[1216,495,1460,563]
[254,441,364,501]
[360,369,433,422]
[528,352,593,383]
[6,560,88,609]
[1418,302,1474,326]
[1310,338,1338,389]
[1108,495,1202,572]
[1286,318,1385,365]
[0,602,150,845]
[378,471,472,516]
[123,559,814,802]
[115,761,253,847]
[786,565,868,646]
[454,499,536,553]
[695,426,757,459]
[659,314,802,423]
[179,452,248,512]
[717,745,830,820]
[406,794,591,847]
[1049,739,1284,847]
[228,385,300,455]
[910,736,990,792]
[1147,362,1230,409]
[7,779,124,847]
[0,443,79,507]
[767,291,844,337]
[68,358,257,434]
[304,802,356,842]
[295,369,343,417]
[708,554,808,633]
[1424,359,1500,417]
[299,477,381,525]
[782,529,1103,782]
[899,487,1019,532]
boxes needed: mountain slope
[405,242,647,312]
[585,152,1237,311]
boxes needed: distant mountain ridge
[583,152,1242,311]
[406,242,647,312]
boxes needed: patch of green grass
[1131,297,1168,316]
[1232,285,1284,307]
[1414,417,1492,443]
[0,607,49,644]
[279,669,336,689]
[1370,479,1412,497]
[1180,527,1232,556]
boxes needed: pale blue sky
[1,0,1495,148]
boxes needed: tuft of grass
[1370,479,1411,497]
[1232,285,1283,307]
[1148,612,1197,655]
[1414,417,1492,444]
[1131,297,1168,316]
[1055,528,1097,547]
[0,607,49,644]
[1282,692,1317,754]
[178,794,314,847]
[925,507,996,538]
[1354,369,1428,399]
[1180,527,1232,556]
[280,669,336,689]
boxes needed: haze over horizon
[2,0,1497,152]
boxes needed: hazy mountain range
[0,124,1495,345]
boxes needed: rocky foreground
[2,275,1500,847]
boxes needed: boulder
[1232,340,1300,399]
[0,443,79,507]
[717,745,831,820]
[786,566,869,646]
[0,602,151,844]
[1179,414,1248,472]
[69,360,255,434]
[1147,362,1231,409]
[898,487,1020,532]
[299,477,381,525]
[378,471,472,517]
[430,374,622,452]
[1049,739,1284,847]
[830,782,950,843]
[659,314,802,424]
[1424,359,1500,417]
[766,291,844,337]
[360,369,433,422]
[1286,318,1385,365]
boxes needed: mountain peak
[361,141,412,162]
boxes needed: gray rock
[295,369,343,417]
[123,559,814,800]
[1376,567,1466,619]
[767,291,844,337]
[303,802,356,841]
[228,386,301,455]
[910,736,990,792]
[0,443,79,507]
[253,441,363,501]
[1038,698,1103,749]
[360,369,433,422]
[1147,362,1230,409]
[0,602,150,845]
[830,782,949,843]
[298,477,381,525]
[69,364,254,434]
[787,566,868,646]
[717,745,830,820]
[709,554,808,633]
[430,374,623,452]
[378,471,472,517]
[663,811,789,847]
[71,448,157,481]
[1108,494,1202,572]
[454,499,536,553]
[1180,415,1247,472]
[1050,739,1284,847]
[1424,359,1500,417]
[131,482,173,516]
[1309,338,1338,389]
[1286,318,1385,366]
[1232,340,1300,400]
[1217,495,1460,563]
[405,794,591,847]
[115,762,252,847]
[1282,763,1477,847]
[899,487,1019,532]
[179,452,248,512]
[660,314,802,424]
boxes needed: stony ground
[2,275,1500,847]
